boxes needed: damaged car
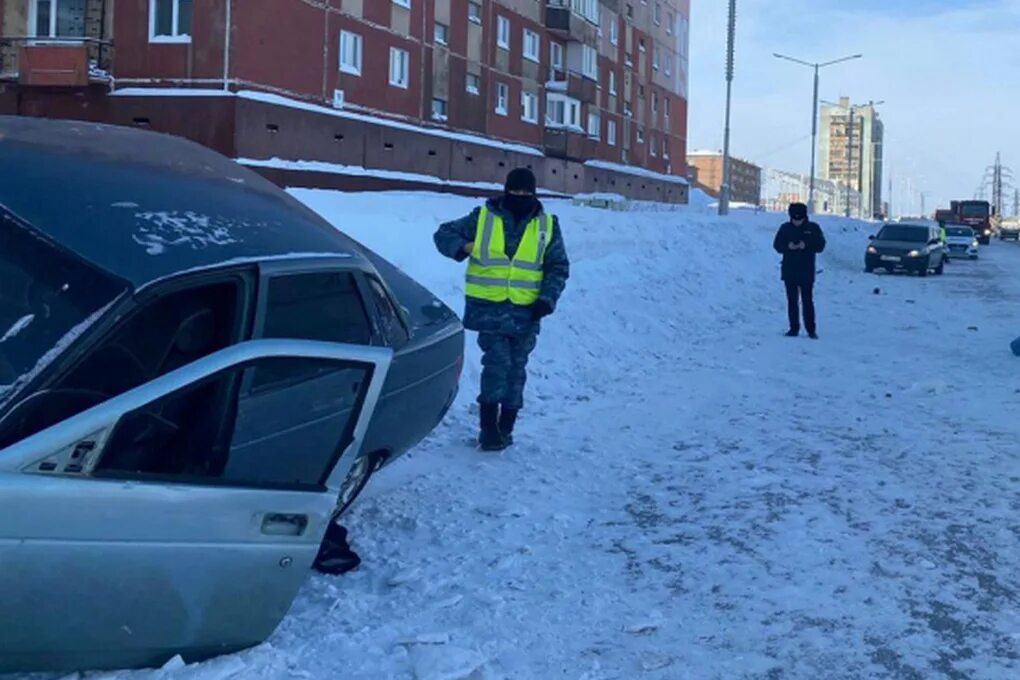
[0,116,463,674]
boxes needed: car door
[240,266,378,490]
[0,338,392,674]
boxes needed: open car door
[0,339,392,674]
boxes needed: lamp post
[773,52,862,214]
[719,0,737,216]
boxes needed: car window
[0,280,242,450]
[366,275,410,347]
[255,271,371,389]
[95,356,370,490]
[0,211,125,406]
[877,226,928,242]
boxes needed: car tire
[865,264,874,273]
[918,263,929,277]
[935,259,945,275]
[332,452,383,518]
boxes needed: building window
[149,0,193,43]
[609,18,618,46]
[339,31,363,76]
[466,73,481,95]
[667,11,674,34]
[626,4,634,19]
[608,70,617,96]
[608,120,617,146]
[654,2,662,25]
[663,139,670,158]
[664,96,671,124]
[623,101,632,117]
[31,0,86,38]
[587,112,601,140]
[431,98,448,122]
[652,92,658,115]
[653,46,660,71]
[389,47,410,89]
[551,42,565,71]
[393,0,411,8]
[650,133,657,156]
[468,1,482,24]
[524,29,540,62]
[582,45,598,80]
[571,0,599,24]
[496,82,509,115]
[665,54,673,76]
[521,92,539,124]
[497,16,510,49]
[639,38,646,53]
[637,126,644,144]
[546,94,581,129]
[434,22,449,46]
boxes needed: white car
[944,225,979,259]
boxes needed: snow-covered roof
[584,160,689,186]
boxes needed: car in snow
[0,116,463,674]
[943,224,980,259]
[865,223,947,276]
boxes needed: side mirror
[929,238,941,246]
[868,235,876,240]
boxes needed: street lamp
[774,52,862,214]
[719,0,737,216]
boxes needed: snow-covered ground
[23,192,1020,679]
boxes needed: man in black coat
[773,202,826,339]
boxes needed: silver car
[944,224,979,259]
[0,117,463,673]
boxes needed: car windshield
[946,227,974,237]
[960,203,989,217]
[0,213,125,405]
[877,225,929,242]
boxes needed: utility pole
[845,107,855,217]
[993,152,1004,218]
[774,52,862,214]
[718,0,736,216]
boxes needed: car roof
[0,116,366,288]
[883,222,931,230]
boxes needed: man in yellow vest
[434,168,570,451]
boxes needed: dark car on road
[0,116,463,674]
[865,223,947,276]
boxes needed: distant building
[687,150,762,205]
[819,97,884,218]
[0,0,693,202]
[763,168,861,216]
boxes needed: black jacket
[773,220,826,283]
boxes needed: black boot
[498,407,519,446]
[478,403,507,451]
[313,523,361,575]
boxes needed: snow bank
[31,192,1017,680]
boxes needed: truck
[999,218,1020,241]
[942,200,996,244]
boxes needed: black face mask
[504,194,537,220]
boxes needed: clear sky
[688,0,1020,216]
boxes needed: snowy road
[15,195,1018,680]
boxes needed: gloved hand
[530,299,554,321]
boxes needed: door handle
[261,513,309,536]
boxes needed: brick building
[687,150,761,205]
[0,1,691,202]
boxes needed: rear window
[946,227,974,237]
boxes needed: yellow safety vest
[466,206,553,305]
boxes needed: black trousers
[784,280,815,333]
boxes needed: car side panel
[363,328,464,465]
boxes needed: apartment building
[818,96,884,218]
[687,150,761,205]
[0,1,691,202]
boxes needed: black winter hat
[788,202,808,219]
[505,168,537,195]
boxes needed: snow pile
[27,193,1018,679]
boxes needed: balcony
[0,37,113,86]
[544,127,590,162]
[547,70,598,105]
[545,4,599,44]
